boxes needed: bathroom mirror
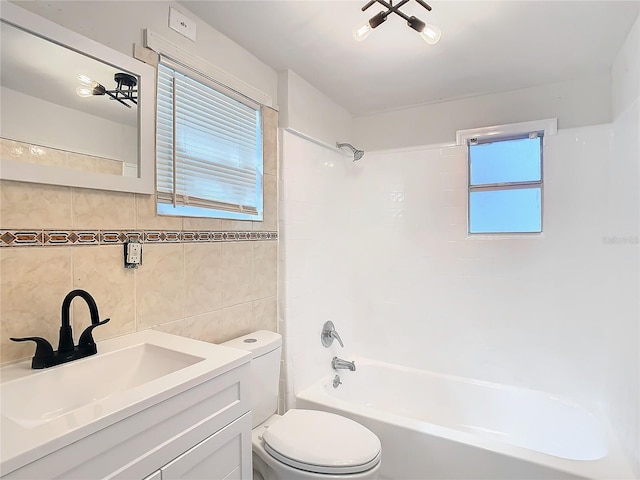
[0,2,155,194]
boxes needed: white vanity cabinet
[2,357,252,480]
[150,412,251,480]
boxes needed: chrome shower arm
[336,142,365,162]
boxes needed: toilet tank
[221,330,282,427]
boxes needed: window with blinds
[156,61,263,220]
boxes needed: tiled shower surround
[280,102,639,471]
[0,108,279,365]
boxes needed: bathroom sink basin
[0,330,251,473]
[2,343,202,428]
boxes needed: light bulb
[76,86,93,97]
[77,74,92,85]
[420,24,442,45]
[352,21,372,42]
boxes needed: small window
[156,60,263,220]
[468,134,543,234]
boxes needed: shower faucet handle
[321,321,344,348]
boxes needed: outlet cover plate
[169,7,196,42]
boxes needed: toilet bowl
[222,331,381,480]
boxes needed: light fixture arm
[361,0,376,11]
[366,0,413,23]
[103,89,133,108]
[354,0,440,44]
[415,0,432,12]
[362,0,431,20]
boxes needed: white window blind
[156,61,263,219]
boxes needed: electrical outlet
[169,7,197,42]
[124,241,142,269]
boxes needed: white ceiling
[180,0,639,117]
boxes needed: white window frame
[457,118,557,236]
[144,30,272,220]
[456,118,557,147]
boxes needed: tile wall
[283,123,628,400]
[0,108,279,365]
[280,121,638,471]
[346,126,620,401]
[602,94,640,474]
[279,129,358,406]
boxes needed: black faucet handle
[10,337,55,368]
[78,318,110,348]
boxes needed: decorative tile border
[0,230,278,247]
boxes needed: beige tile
[1,138,28,162]
[182,216,222,231]
[135,243,185,329]
[1,141,67,169]
[66,152,123,175]
[185,243,222,317]
[221,242,253,307]
[253,296,277,332]
[135,193,182,231]
[221,218,252,231]
[29,145,67,168]
[253,173,278,232]
[262,106,278,176]
[64,151,92,172]
[181,298,275,345]
[253,241,277,299]
[220,302,254,342]
[0,247,73,363]
[72,245,135,342]
[183,310,224,343]
[73,188,136,230]
[1,180,73,229]
[153,319,186,337]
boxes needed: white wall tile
[281,121,638,472]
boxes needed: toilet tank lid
[221,330,282,358]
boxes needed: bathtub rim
[296,357,636,480]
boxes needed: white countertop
[0,330,250,475]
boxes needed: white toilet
[222,330,381,480]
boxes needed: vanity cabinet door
[161,412,252,480]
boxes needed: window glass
[469,188,542,233]
[470,137,541,186]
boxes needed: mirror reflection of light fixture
[353,0,442,45]
[76,72,138,108]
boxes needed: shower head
[336,142,365,162]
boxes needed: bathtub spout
[332,356,356,371]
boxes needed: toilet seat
[262,409,381,475]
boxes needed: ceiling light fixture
[76,72,138,108]
[353,0,442,45]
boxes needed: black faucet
[10,289,110,369]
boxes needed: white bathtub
[296,359,635,480]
